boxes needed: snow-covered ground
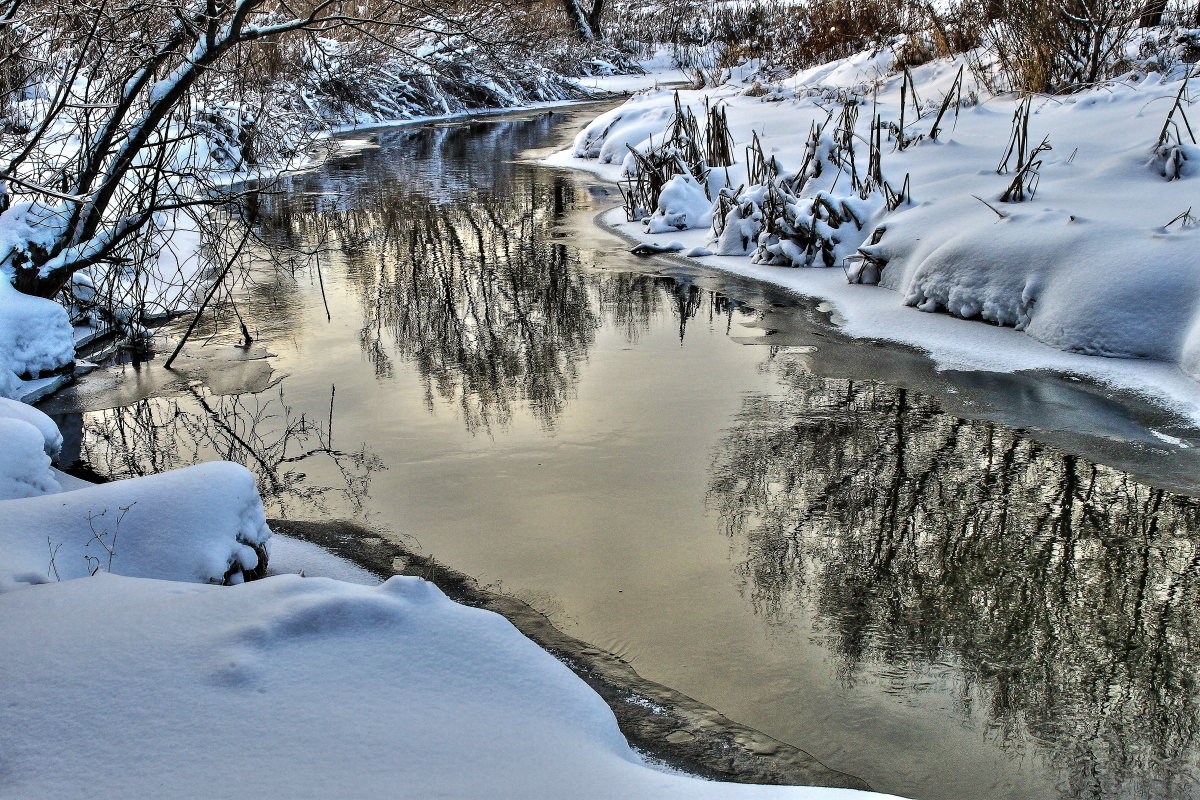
[547,45,1200,425]
[0,355,899,797]
[572,49,693,94]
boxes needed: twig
[973,194,1009,219]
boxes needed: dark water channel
[42,106,1200,800]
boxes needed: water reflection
[249,116,742,432]
[72,386,383,516]
[709,353,1200,799]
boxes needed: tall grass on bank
[607,0,1199,94]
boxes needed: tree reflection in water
[76,386,383,517]
[252,116,741,433]
[708,353,1200,799]
[69,116,744,512]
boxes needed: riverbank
[0,398,896,798]
[545,47,1200,426]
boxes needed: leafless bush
[607,0,977,77]
[974,0,1197,93]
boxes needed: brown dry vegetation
[607,0,1199,93]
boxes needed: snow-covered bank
[0,571,902,799]
[548,45,1200,424]
[0,400,270,590]
[269,518,874,791]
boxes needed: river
[39,104,1200,800]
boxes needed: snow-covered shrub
[645,173,713,232]
[712,187,766,255]
[1151,141,1198,180]
[708,112,902,270]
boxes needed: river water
[41,105,1200,800]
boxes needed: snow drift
[0,272,74,382]
[0,459,271,590]
[0,572,898,799]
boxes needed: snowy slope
[0,573,901,799]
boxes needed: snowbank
[0,416,61,501]
[0,572,898,799]
[0,393,892,798]
[0,271,74,380]
[552,48,1200,414]
[0,460,270,589]
[0,372,894,800]
[0,395,62,456]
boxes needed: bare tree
[0,0,506,302]
[559,0,605,40]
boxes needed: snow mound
[0,395,62,456]
[0,572,896,799]
[0,272,74,378]
[0,461,271,589]
[0,367,19,398]
[570,91,676,165]
[646,173,714,233]
[0,417,61,501]
[785,45,898,90]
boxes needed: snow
[0,460,270,589]
[0,270,74,379]
[570,95,678,164]
[572,49,692,95]
[0,395,61,455]
[267,534,382,585]
[0,380,65,501]
[0,571,899,799]
[0,416,61,501]
[551,48,1200,422]
[0,366,19,398]
[647,173,714,232]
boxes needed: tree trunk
[560,0,594,40]
[586,0,604,39]
[12,261,64,299]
